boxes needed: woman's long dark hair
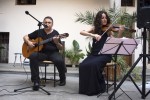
[93,11,110,35]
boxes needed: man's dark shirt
[28,29,60,54]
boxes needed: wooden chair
[103,62,131,99]
[97,62,115,97]
[40,60,58,87]
[40,41,65,87]
[104,62,116,93]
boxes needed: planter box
[104,63,121,81]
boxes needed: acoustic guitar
[22,33,69,58]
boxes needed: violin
[102,24,136,33]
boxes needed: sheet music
[99,37,140,55]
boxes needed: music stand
[109,28,150,100]
[98,37,139,99]
[14,11,50,95]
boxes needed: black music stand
[98,37,139,99]
[109,28,150,100]
[14,11,50,95]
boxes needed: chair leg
[106,66,109,93]
[54,65,56,87]
[42,63,57,87]
[45,64,47,82]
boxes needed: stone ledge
[0,63,79,75]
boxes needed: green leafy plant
[130,67,142,81]
[0,44,5,55]
[65,40,85,65]
[85,42,92,56]
[108,5,136,38]
[75,11,95,25]
[75,5,136,38]
[113,56,129,75]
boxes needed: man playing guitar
[23,16,67,91]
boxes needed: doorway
[0,32,9,63]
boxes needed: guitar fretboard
[38,38,53,46]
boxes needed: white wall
[0,0,110,63]
[1,0,143,67]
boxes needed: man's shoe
[33,81,39,91]
[59,80,66,86]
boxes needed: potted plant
[65,40,85,67]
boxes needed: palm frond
[75,11,95,25]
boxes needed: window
[0,32,9,63]
[121,0,135,7]
[16,0,36,5]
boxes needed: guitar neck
[35,33,68,46]
[38,38,53,46]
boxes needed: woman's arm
[80,27,102,41]
[80,28,95,37]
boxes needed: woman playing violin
[79,10,125,96]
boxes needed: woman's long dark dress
[79,32,112,96]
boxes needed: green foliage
[75,11,95,25]
[114,56,129,75]
[85,42,92,56]
[108,6,136,38]
[0,44,5,55]
[0,46,4,49]
[75,6,136,38]
[114,56,141,81]
[65,40,85,65]
[129,67,142,81]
